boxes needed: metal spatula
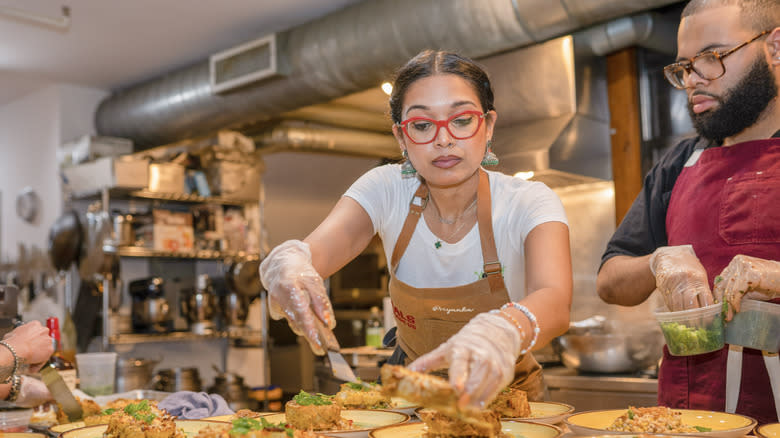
[326,347,360,383]
[41,365,83,422]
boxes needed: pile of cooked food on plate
[606,406,713,434]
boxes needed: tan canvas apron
[387,169,546,401]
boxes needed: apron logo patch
[393,305,416,329]
[432,305,475,315]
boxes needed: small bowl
[724,299,780,352]
[654,303,724,356]
[0,408,33,433]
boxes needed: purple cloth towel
[158,391,234,419]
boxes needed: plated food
[262,409,408,437]
[194,417,323,438]
[565,407,757,438]
[369,419,562,438]
[334,382,392,409]
[60,420,230,438]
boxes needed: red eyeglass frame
[397,110,488,145]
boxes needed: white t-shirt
[343,164,568,301]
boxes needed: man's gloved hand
[259,240,338,355]
[714,254,780,320]
[650,245,714,311]
[3,321,54,372]
[14,376,52,408]
[408,312,523,409]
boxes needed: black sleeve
[600,137,704,269]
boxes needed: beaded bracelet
[0,340,18,384]
[6,374,22,402]
[489,309,527,346]
[500,302,540,355]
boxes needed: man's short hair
[682,0,780,33]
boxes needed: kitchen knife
[326,346,372,388]
[40,365,83,422]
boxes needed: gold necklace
[429,194,477,225]
[429,196,477,249]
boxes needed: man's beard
[688,56,778,143]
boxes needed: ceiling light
[381,82,393,96]
[513,171,535,180]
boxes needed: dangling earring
[481,139,499,167]
[401,150,417,178]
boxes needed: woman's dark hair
[389,50,495,124]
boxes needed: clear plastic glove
[408,313,523,409]
[3,321,54,372]
[713,254,780,320]
[649,245,714,311]
[259,240,338,355]
[14,376,52,407]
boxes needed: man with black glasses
[597,0,779,425]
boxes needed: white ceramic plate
[49,421,86,434]
[59,419,229,438]
[263,409,408,438]
[564,409,757,438]
[503,401,575,424]
[387,397,419,415]
[369,419,563,438]
[757,422,780,438]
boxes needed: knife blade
[40,364,83,422]
[326,347,373,388]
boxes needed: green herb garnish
[101,408,116,416]
[714,275,723,284]
[293,390,333,406]
[123,400,157,424]
[627,408,634,420]
[694,426,712,432]
[344,381,376,392]
[230,417,294,437]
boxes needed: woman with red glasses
[260,50,572,408]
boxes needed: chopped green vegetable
[694,426,712,432]
[229,417,295,437]
[344,381,377,391]
[123,400,156,424]
[101,408,116,416]
[627,408,634,420]
[714,275,723,284]
[293,390,333,406]
[660,318,723,356]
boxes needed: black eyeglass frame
[663,30,771,89]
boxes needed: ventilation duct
[252,122,400,159]
[95,0,679,148]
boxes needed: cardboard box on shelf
[152,209,194,252]
[62,156,149,197]
[148,163,186,193]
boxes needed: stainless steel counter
[544,366,658,409]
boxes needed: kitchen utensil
[129,277,171,333]
[48,210,83,271]
[79,205,113,281]
[206,366,250,411]
[40,365,83,422]
[115,358,160,392]
[75,352,117,396]
[230,259,262,298]
[220,291,249,328]
[152,368,202,392]
[326,343,365,385]
[556,325,664,373]
[181,274,216,334]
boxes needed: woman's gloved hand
[649,245,714,311]
[14,376,53,407]
[408,313,523,409]
[259,240,338,355]
[714,254,780,320]
[3,321,54,373]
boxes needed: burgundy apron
[661,138,780,424]
[388,169,546,400]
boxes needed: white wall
[0,84,107,261]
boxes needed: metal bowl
[556,331,663,373]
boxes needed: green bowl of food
[654,303,725,356]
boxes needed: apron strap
[389,169,505,292]
[390,182,429,270]
[476,169,506,292]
